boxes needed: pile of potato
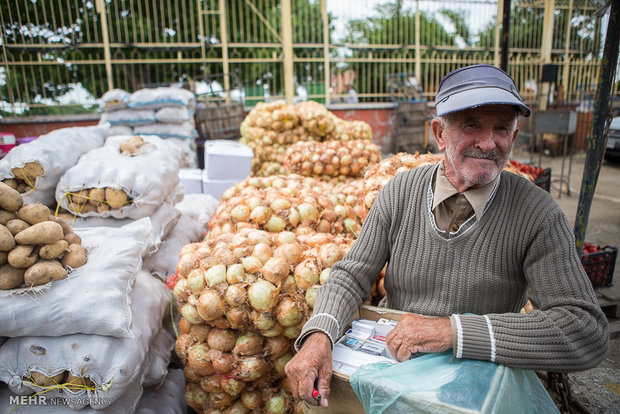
[0,182,87,289]
[65,187,132,214]
[2,161,45,194]
[119,136,149,155]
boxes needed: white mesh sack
[68,203,181,257]
[0,219,150,338]
[128,87,195,109]
[136,369,187,414]
[0,270,170,410]
[133,121,197,140]
[143,213,204,281]
[0,125,107,206]
[99,109,156,126]
[141,328,175,388]
[56,135,182,219]
[174,192,219,232]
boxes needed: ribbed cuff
[451,314,495,362]
[294,313,340,352]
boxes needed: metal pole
[321,0,330,104]
[574,1,620,257]
[96,0,114,90]
[539,0,555,111]
[561,0,574,103]
[218,0,230,102]
[493,0,503,68]
[500,0,511,71]
[415,0,421,80]
[281,0,294,104]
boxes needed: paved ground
[512,149,620,413]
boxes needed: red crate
[581,245,617,288]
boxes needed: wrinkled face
[432,105,519,191]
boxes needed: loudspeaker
[541,64,558,83]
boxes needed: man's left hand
[385,313,452,362]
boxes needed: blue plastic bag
[350,352,559,414]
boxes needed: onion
[190,324,212,342]
[248,280,279,312]
[274,243,302,266]
[184,383,208,412]
[231,356,269,381]
[334,205,348,218]
[174,334,195,362]
[184,366,201,383]
[305,284,320,308]
[241,389,263,410]
[265,336,291,359]
[226,400,250,414]
[227,263,247,284]
[200,255,221,270]
[265,215,287,232]
[288,207,300,227]
[247,196,262,209]
[273,352,294,376]
[211,317,231,329]
[187,269,206,294]
[242,256,263,274]
[220,376,246,398]
[252,243,273,264]
[318,243,344,267]
[261,323,284,337]
[207,328,238,352]
[181,303,202,324]
[248,230,272,244]
[208,349,235,373]
[280,275,297,294]
[294,259,320,290]
[225,284,247,307]
[188,344,215,375]
[270,198,291,212]
[279,377,292,394]
[197,290,226,321]
[231,205,251,222]
[283,322,304,339]
[250,206,272,224]
[262,257,290,284]
[200,374,222,392]
[205,264,227,287]
[344,218,358,234]
[226,307,249,329]
[178,318,192,335]
[233,331,265,356]
[176,253,198,278]
[173,278,189,302]
[298,203,319,224]
[319,268,330,284]
[250,310,276,331]
[275,297,304,327]
[209,391,235,409]
[276,231,296,245]
[264,391,290,414]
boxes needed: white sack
[143,214,205,281]
[0,219,150,338]
[133,121,197,140]
[155,106,194,124]
[174,193,219,231]
[0,126,107,206]
[128,87,195,109]
[100,109,156,126]
[164,137,198,169]
[141,328,175,388]
[56,135,182,219]
[109,125,133,136]
[100,89,131,112]
[0,270,170,410]
[137,369,187,414]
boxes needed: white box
[204,140,253,180]
[202,173,239,201]
[179,168,203,194]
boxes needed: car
[605,116,620,161]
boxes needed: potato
[0,264,25,289]
[0,224,15,252]
[0,209,16,225]
[46,214,73,236]
[88,188,106,207]
[15,221,64,245]
[24,260,67,286]
[0,181,24,212]
[8,245,38,268]
[0,251,7,265]
[11,161,44,181]
[39,240,68,260]
[30,371,66,387]
[17,203,51,225]
[105,187,128,209]
[64,372,96,391]
[64,233,82,246]
[62,243,87,269]
[6,219,29,236]
[2,179,18,190]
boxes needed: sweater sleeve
[452,205,609,372]
[294,185,393,351]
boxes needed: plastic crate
[581,245,617,288]
[533,168,552,192]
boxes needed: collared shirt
[432,161,499,235]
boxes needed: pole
[321,0,330,104]
[500,0,511,71]
[493,0,503,67]
[281,0,294,104]
[539,0,555,111]
[218,0,230,102]
[96,0,114,90]
[574,1,620,257]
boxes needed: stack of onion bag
[100,87,198,167]
[171,225,353,413]
[0,126,107,206]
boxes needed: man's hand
[385,313,452,362]
[285,332,332,408]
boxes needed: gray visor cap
[435,64,531,117]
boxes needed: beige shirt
[432,161,499,234]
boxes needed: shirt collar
[432,160,500,221]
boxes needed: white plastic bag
[143,214,205,281]
[174,193,219,231]
[0,270,170,410]
[100,109,156,126]
[141,328,175,388]
[155,106,194,124]
[109,125,134,136]
[56,135,182,219]
[0,219,150,338]
[128,87,195,109]
[133,121,197,140]
[100,89,131,112]
[0,126,107,206]
[136,369,187,414]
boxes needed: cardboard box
[204,140,253,180]
[202,174,239,201]
[178,168,203,194]
[305,305,407,414]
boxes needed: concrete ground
[512,149,620,413]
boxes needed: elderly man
[285,64,609,408]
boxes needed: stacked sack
[100,87,198,167]
[239,100,373,177]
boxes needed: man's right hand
[284,331,332,408]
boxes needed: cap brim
[436,87,531,117]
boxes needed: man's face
[431,104,519,191]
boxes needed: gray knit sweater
[297,164,609,372]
